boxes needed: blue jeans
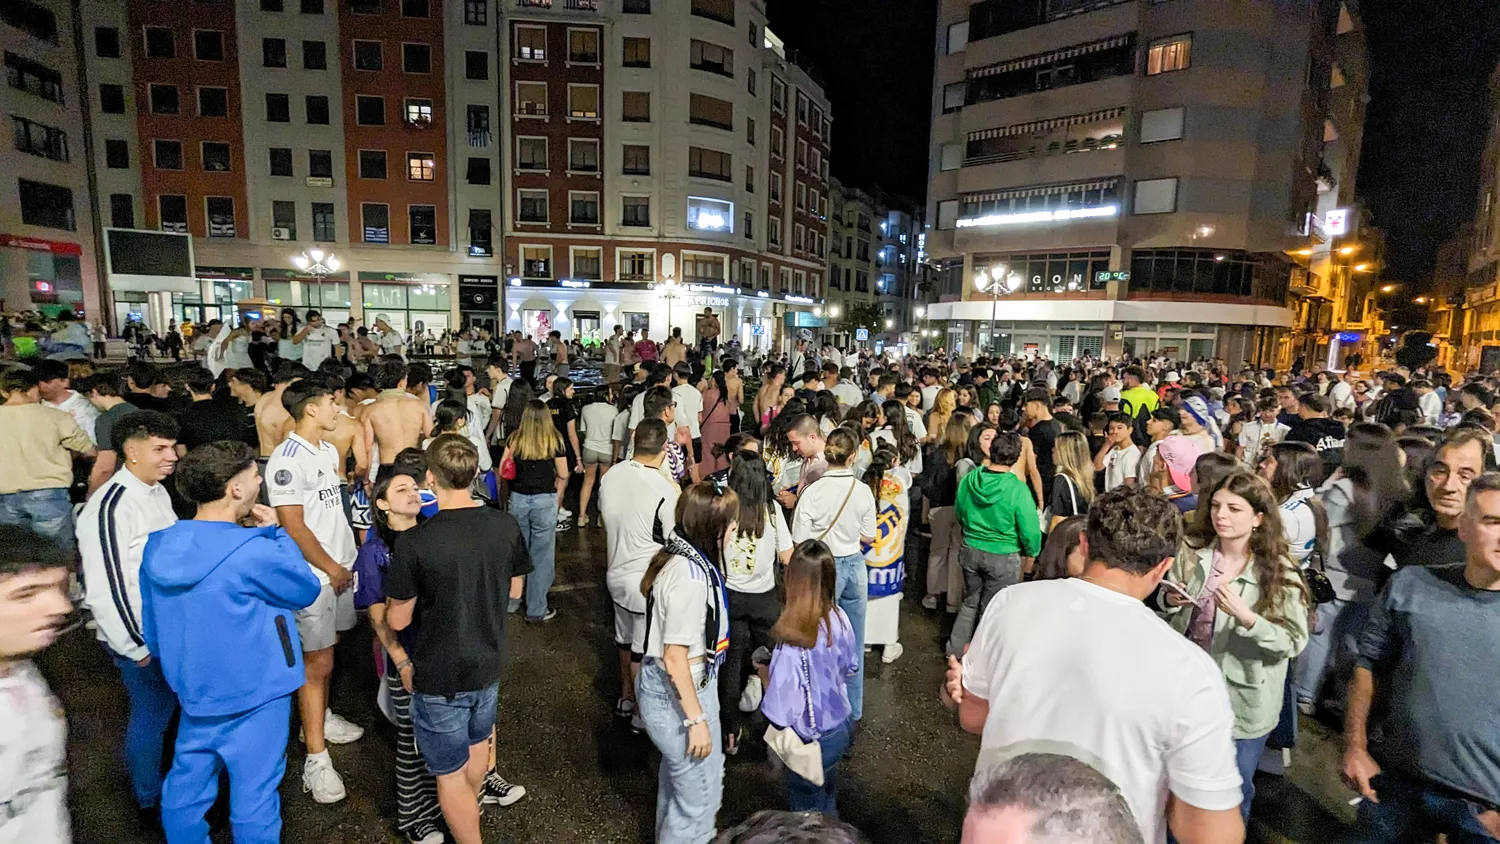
[509,492,557,619]
[833,553,866,721]
[785,716,855,817]
[410,683,499,777]
[636,658,723,844]
[114,652,179,809]
[1342,771,1500,843]
[1294,597,1369,708]
[1235,732,1271,822]
[0,487,76,555]
[163,696,291,844]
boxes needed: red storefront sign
[0,234,83,256]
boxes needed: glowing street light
[975,264,1023,355]
[1380,284,1396,293]
[1338,245,1359,256]
[292,248,340,276]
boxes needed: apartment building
[926,0,1361,365]
[499,0,830,352]
[1460,62,1500,373]
[823,178,922,350]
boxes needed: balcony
[965,34,1136,107]
[516,0,598,8]
[968,0,1132,43]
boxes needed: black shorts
[692,437,703,464]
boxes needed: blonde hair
[509,399,563,460]
[927,388,956,442]
[1052,430,1097,508]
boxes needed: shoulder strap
[1067,474,1078,514]
[816,478,858,543]
[799,649,817,734]
[1304,495,1330,572]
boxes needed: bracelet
[681,714,707,728]
[395,659,413,672]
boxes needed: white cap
[1165,371,1181,383]
[1101,385,1123,403]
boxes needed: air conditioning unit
[271,227,292,241]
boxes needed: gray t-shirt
[1358,564,1500,806]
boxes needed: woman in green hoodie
[945,431,1042,656]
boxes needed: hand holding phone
[1161,580,1194,607]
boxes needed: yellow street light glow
[1414,297,1430,304]
[1354,263,1370,272]
[1338,245,1358,255]
[1380,284,1396,293]
[1294,248,1314,256]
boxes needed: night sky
[767,0,1500,288]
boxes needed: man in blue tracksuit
[139,441,322,844]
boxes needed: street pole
[990,288,998,356]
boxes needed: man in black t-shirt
[384,434,532,844]
[1023,388,1061,503]
[174,368,256,450]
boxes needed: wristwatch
[681,714,707,728]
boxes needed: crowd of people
[2,314,1499,844]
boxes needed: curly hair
[1086,486,1182,576]
[1185,470,1308,627]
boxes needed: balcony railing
[517,0,598,8]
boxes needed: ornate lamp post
[974,264,1023,355]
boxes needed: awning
[967,34,1133,79]
[968,107,1128,142]
[964,178,1121,204]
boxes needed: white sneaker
[302,755,347,804]
[881,642,905,664]
[557,507,573,521]
[323,710,364,744]
[738,675,763,712]
[630,711,646,733]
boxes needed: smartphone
[1161,580,1194,602]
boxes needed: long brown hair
[640,482,739,596]
[772,539,837,648]
[939,414,969,466]
[1185,470,1308,626]
[1052,430,1097,507]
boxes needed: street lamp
[292,248,340,277]
[659,258,679,336]
[975,264,1023,355]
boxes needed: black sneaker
[405,820,445,844]
[481,771,527,807]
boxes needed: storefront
[261,269,355,327]
[357,271,452,338]
[0,234,85,315]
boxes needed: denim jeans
[509,492,557,619]
[946,547,1022,656]
[114,652,179,809]
[637,658,723,844]
[833,553,867,721]
[1235,732,1271,822]
[785,716,855,817]
[1293,597,1370,708]
[1341,771,1500,843]
[0,487,76,555]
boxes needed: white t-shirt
[637,554,710,657]
[724,506,792,594]
[579,402,618,453]
[672,384,704,439]
[45,391,100,446]
[0,660,69,844]
[962,579,1242,844]
[300,326,339,370]
[600,460,680,614]
[466,393,492,446]
[920,384,940,412]
[266,432,357,583]
[832,381,864,410]
[791,469,877,557]
[1280,487,1318,566]
[611,409,631,458]
[604,335,622,366]
[377,330,404,355]
[1238,419,1289,468]
[1102,444,1141,491]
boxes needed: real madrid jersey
[266,432,356,583]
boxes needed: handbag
[500,455,517,481]
[763,650,824,785]
[1301,496,1336,606]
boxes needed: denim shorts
[410,683,499,776]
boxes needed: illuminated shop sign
[955,204,1118,229]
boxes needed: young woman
[1032,515,1086,581]
[862,443,912,664]
[1048,430,1096,530]
[873,399,921,475]
[810,392,841,437]
[842,400,883,479]
[500,400,568,623]
[719,450,793,754]
[955,422,997,483]
[983,401,1002,428]
[926,388,956,445]
[577,386,618,528]
[955,384,977,410]
[1179,395,1223,454]
[1257,441,1324,566]
[761,383,796,431]
[763,398,808,500]
[426,399,491,473]
[760,539,860,817]
[699,369,734,476]
[918,416,968,613]
[1160,471,1309,821]
[637,483,739,844]
[499,378,535,443]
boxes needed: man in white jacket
[77,411,181,831]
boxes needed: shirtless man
[696,307,721,363]
[356,360,430,481]
[723,357,745,433]
[512,334,538,386]
[254,362,304,458]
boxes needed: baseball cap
[1156,436,1203,492]
[1100,385,1122,403]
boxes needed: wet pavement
[48,512,1354,843]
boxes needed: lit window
[515,82,547,116]
[522,245,552,278]
[407,152,435,181]
[1132,178,1178,214]
[687,196,733,232]
[567,84,599,119]
[572,247,602,279]
[1146,34,1191,75]
[514,26,546,61]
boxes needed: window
[206,196,236,238]
[403,43,431,74]
[150,84,179,114]
[517,190,548,223]
[356,95,385,125]
[466,157,491,185]
[622,0,650,12]
[159,195,188,233]
[262,0,283,9]
[269,147,293,176]
[13,116,67,162]
[19,180,73,230]
[402,0,429,16]
[100,84,125,113]
[272,200,296,239]
[758,264,770,289]
[154,139,183,170]
[349,0,378,12]
[522,245,552,278]
[514,26,546,62]
[407,151,435,181]
[936,199,958,230]
[466,105,491,144]
[568,28,599,64]
[622,195,650,227]
[465,50,487,80]
[362,203,390,243]
[793,223,804,251]
[308,149,332,177]
[569,192,600,225]
[942,81,964,113]
[265,93,290,122]
[768,219,781,247]
[747,116,755,145]
[202,142,231,171]
[622,90,650,122]
[688,146,730,180]
[3,1,58,43]
[743,211,753,239]
[771,77,785,112]
[946,20,968,54]
[144,27,175,59]
[1140,106,1184,143]
[622,144,649,174]
[1133,178,1177,214]
[301,0,324,11]
[263,38,287,68]
[304,40,327,70]
[796,92,807,125]
[515,82,547,116]
[690,0,734,25]
[195,30,224,61]
[689,93,733,130]
[312,202,335,241]
[687,196,733,232]
[405,98,433,126]
[769,173,782,203]
[745,165,754,192]
[464,0,486,25]
[110,194,134,228]
[568,84,599,119]
[623,36,650,67]
[354,40,383,71]
[778,267,791,290]
[105,138,129,168]
[747,67,757,95]
[795,181,805,209]
[95,27,121,58]
[796,139,807,169]
[359,150,387,179]
[1146,34,1191,75]
[198,86,227,117]
[516,137,547,170]
[408,205,435,244]
[690,40,733,77]
[620,250,653,280]
[568,138,599,172]
[468,209,492,255]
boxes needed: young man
[1236,397,1289,469]
[598,420,680,729]
[140,441,322,844]
[1024,388,1062,502]
[84,373,141,494]
[229,368,267,409]
[1285,392,1346,476]
[722,358,745,433]
[485,355,514,441]
[696,306,721,362]
[602,325,625,384]
[511,333,538,385]
[175,368,254,451]
[1411,378,1443,427]
[255,362,304,459]
[777,414,828,510]
[671,364,705,465]
[634,329,658,365]
[359,360,432,479]
[1095,411,1143,492]
[385,435,533,844]
[266,379,364,802]
[944,486,1244,844]
[35,359,99,446]
[295,310,340,371]
[0,369,96,551]
[126,362,174,413]
[661,328,688,369]
[78,412,181,831]
[1342,472,1500,842]
[0,525,74,844]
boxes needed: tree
[845,301,884,333]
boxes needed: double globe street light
[975,264,1024,355]
[292,248,341,277]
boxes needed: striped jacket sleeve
[79,484,150,662]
